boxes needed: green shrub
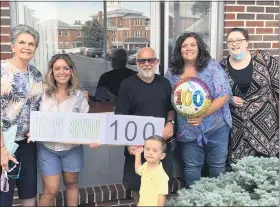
[166,156,279,206]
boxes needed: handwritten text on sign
[30,112,165,145]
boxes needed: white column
[216,2,225,60]
[210,1,219,60]
[164,1,170,74]
[150,1,160,74]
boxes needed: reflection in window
[168,1,211,59]
[18,0,151,191]
[65,42,69,48]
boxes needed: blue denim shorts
[37,143,84,176]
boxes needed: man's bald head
[136,47,157,59]
[111,48,127,69]
[135,47,159,82]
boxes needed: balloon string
[175,121,221,142]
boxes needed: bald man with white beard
[115,47,175,204]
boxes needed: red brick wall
[58,29,83,49]
[0,1,12,60]
[58,29,70,42]
[223,0,279,59]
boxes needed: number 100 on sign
[106,115,165,145]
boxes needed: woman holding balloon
[165,32,232,188]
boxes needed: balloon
[171,77,212,118]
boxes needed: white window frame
[159,1,223,74]
[150,1,161,74]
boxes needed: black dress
[220,50,279,163]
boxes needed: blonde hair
[45,54,80,97]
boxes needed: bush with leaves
[166,156,279,206]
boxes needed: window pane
[21,0,151,191]
[168,1,211,59]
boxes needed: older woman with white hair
[0,24,43,206]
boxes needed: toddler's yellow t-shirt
[136,162,169,206]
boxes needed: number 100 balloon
[171,77,212,118]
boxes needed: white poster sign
[30,112,165,145]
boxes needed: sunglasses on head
[53,53,70,57]
[136,58,157,65]
[51,53,72,61]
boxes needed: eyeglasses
[226,39,246,45]
[7,158,22,180]
[136,58,157,65]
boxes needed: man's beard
[138,68,154,80]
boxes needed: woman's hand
[188,115,204,126]
[1,147,18,172]
[231,96,245,107]
[89,142,101,149]
[83,90,89,101]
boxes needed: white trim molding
[164,1,169,74]
[150,1,161,74]
[210,1,219,59]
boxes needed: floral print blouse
[165,59,232,144]
[1,60,43,141]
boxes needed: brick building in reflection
[95,2,150,51]
[57,20,84,49]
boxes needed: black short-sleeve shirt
[115,74,173,117]
[115,74,173,156]
[97,68,137,97]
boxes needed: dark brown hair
[169,32,211,74]
[226,27,249,41]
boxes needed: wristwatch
[166,120,175,125]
